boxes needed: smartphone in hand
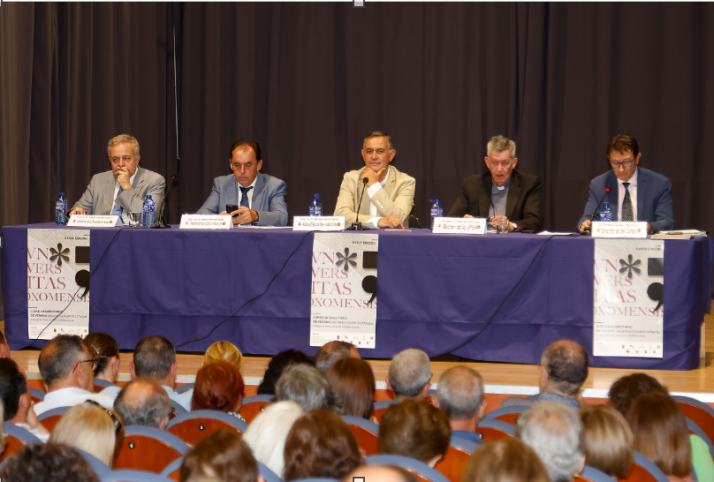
[225,204,239,216]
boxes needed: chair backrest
[372,400,400,424]
[575,465,615,482]
[76,448,113,478]
[342,415,380,455]
[433,437,479,482]
[674,396,714,455]
[366,454,450,482]
[37,405,73,432]
[30,387,46,402]
[686,418,714,458]
[258,461,283,482]
[475,419,516,442]
[482,406,527,425]
[619,451,670,482]
[239,395,274,423]
[114,425,189,474]
[101,469,172,482]
[174,383,194,394]
[159,457,183,482]
[0,423,44,462]
[166,409,248,446]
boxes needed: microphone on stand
[152,174,178,229]
[581,186,611,235]
[350,176,369,231]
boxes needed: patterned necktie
[111,188,124,220]
[240,186,253,208]
[622,183,634,221]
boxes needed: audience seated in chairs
[49,401,122,467]
[517,401,585,482]
[378,399,451,468]
[83,332,121,396]
[257,349,314,395]
[315,341,360,373]
[387,349,432,402]
[0,358,50,442]
[626,392,696,482]
[283,409,363,481]
[327,357,375,420]
[114,378,173,429]
[0,443,100,482]
[203,340,244,373]
[180,430,260,482]
[579,405,633,479]
[275,364,334,412]
[345,464,419,482]
[434,366,486,445]
[462,437,550,482]
[192,360,245,416]
[243,401,304,477]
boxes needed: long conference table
[2,223,712,370]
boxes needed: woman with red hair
[192,360,245,415]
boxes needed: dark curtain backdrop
[2,2,714,317]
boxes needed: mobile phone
[225,204,239,216]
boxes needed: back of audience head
[626,391,692,479]
[275,364,332,412]
[387,348,432,401]
[315,341,358,373]
[0,330,11,358]
[327,357,375,419]
[180,430,260,482]
[517,401,585,482]
[283,409,363,481]
[608,372,667,416]
[379,399,451,467]
[83,332,120,382]
[114,377,172,429]
[49,401,121,466]
[0,358,28,423]
[0,443,99,482]
[243,401,304,477]
[131,335,177,386]
[192,360,245,412]
[38,334,94,392]
[580,405,633,478]
[435,366,486,427]
[344,465,418,482]
[257,349,314,395]
[203,340,244,373]
[540,340,589,397]
[462,437,550,482]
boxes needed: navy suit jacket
[578,167,674,232]
[197,172,288,226]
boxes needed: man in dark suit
[197,140,288,226]
[578,134,674,234]
[448,135,543,232]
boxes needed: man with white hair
[517,401,585,482]
[386,348,432,402]
[434,366,486,444]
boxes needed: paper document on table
[537,231,574,236]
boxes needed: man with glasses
[448,135,543,232]
[578,134,674,234]
[34,335,115,415]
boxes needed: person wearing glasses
[448,135,543,232]
[33,335,115,415]
[578,134,674,234]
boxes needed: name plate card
[180,214,232,230]
[293,216,346,231]
[591,221,648,239]
[432,217,487,235]
[67,215,119,227]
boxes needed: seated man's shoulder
[639,166,671,184]
[499,394,537,408]
[260,172,287,188]
[514,169,540,184]
[391,166,416,183]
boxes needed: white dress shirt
[33,387,116,416]
[617,168,638,221]
[364,167,391,229]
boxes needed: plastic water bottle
[430,199,443,229]
[55,192,68,225]
[309,194,323,216]
[142,195,155,228]
[599,201,613,221]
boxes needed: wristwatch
[510,222,517,231]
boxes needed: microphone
[350,176,369,231]
[152,174,178,229]
[582,186,611,235]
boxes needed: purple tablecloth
[2,223,711,369]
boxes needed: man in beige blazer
[334,131,415,229]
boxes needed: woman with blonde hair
[203,341,244,372]
[580,405,633,478]
[462,437,550,482]
[49,401,122,466]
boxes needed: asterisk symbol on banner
[619,254,641,279]
[335,248,358,272]
[50,243,70,267]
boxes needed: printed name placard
[591,221,648,239]
[179,214,232,230]
[67,215,119,227]
[293,216,346,231]
[432,217,487,235]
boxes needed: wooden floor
[5,304,714,401]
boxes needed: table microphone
[350,176,369,230]
[152,174,177,229]
[582,186,611,235]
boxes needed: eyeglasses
[610,159,635,168]
[85,399,123,435]
[488,159,513,168]
[73,359,98,373]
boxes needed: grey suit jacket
[72,167,166,217]
[197,172,288,226]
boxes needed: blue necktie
[111,188,124,224]
[240,186,253,208]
